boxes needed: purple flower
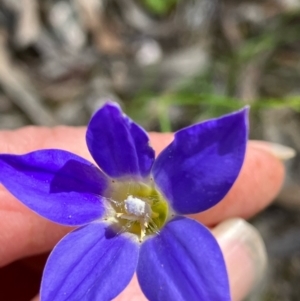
[0,102,248,301]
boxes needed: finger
[0,128,284,267]
[212,218,267,301]
[29,218,266,301]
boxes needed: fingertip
[250,140,296,161]
[213,218,267,301]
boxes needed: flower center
[104,179,169,241]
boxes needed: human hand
[0,127,285,301]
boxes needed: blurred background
[0,0,300,300]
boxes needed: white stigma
[124,195,152,217]
[116,195,153,241]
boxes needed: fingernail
[212,218,267,301]
[251,141,296,161]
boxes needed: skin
[0,126,284,301]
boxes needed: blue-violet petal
[137,217,231,301]
[153,108,248,214]
[86,102,155,178]
[0,150,107,225]
[41,222,139,301]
